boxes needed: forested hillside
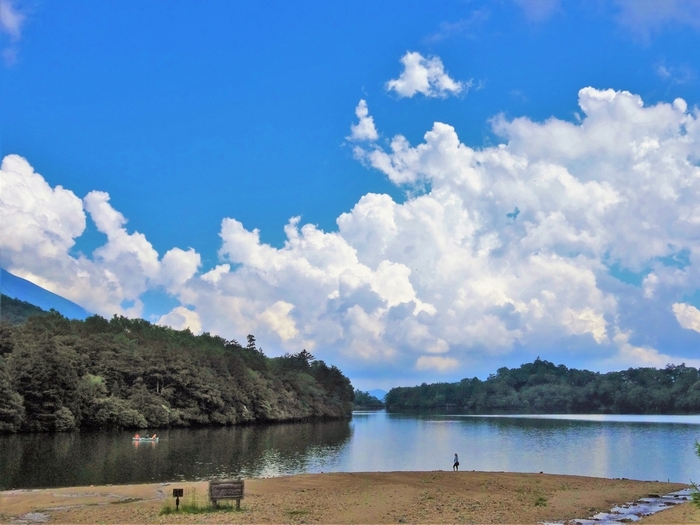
[386,358,700,414]
[0,295,47,325]
[0,300,354,432]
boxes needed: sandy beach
[1,471,696,524]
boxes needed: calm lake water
[2,411,700,489]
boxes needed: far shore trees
[386,358,700,415]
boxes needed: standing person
[453,453,459,471]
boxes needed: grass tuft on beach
[159,487,243,515]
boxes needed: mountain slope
[0,268,91,320]
[368,389,387,401]
[0,295,47,324]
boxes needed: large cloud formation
[0,154,200,318]
[3,87,700,385]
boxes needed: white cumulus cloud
[673,303,700,333]
[0,155,203,319]
[0,154,85,260]
[157,306,202,334]
[386,52,469,99]
[5,85,700,385]
[416,355,459,372]
[348,99,378,142]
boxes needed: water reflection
[3,412,700,489]
[0,419,352,490]
[372,412,700,482]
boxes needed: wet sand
[0,471,694,524]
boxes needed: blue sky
[2,0,700,390]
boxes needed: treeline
[353,390,385,409]
[386,358,700,414]
[0,295,46,325]
[0,296,354,432]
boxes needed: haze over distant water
[0,268,90,320]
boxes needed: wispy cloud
[0,0,27,65]
[509,89,529,103]
[425,8,490,43]
[386,52,471,99]
[655,62,696,86]
[615,0,700,42]
[512,0,562,23]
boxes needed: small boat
[132,437,159,442]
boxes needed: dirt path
[0,471,694,524]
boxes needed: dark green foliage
[353,389,385,409]
[0,323,15,356]
[93,397,148,429]
[0,356,24,431]
[0,294,47,325]
[0,309,354,433]
[8,336,82,431]
[386,358,700,414]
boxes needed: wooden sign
[172,488,184,511]
[209,479,244,509]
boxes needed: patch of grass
[286,509,309,516]
[160,501,241,515]
[159,488,242,515]
[534,496,548,507]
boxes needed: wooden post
[172,488,183,511]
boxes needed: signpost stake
[172,488,183,511]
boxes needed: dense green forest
[0,295,47,325]
[386,358,700,414]
[0,295,354,432]
[353,389,385,409]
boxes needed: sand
[0,471,695,524]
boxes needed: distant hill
[368,389,387,401]
[0,268,91,320]
[0,294,47,325]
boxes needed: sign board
[172,488,184,498]
[209,480,244,501]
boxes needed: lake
[1,411,699,489]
